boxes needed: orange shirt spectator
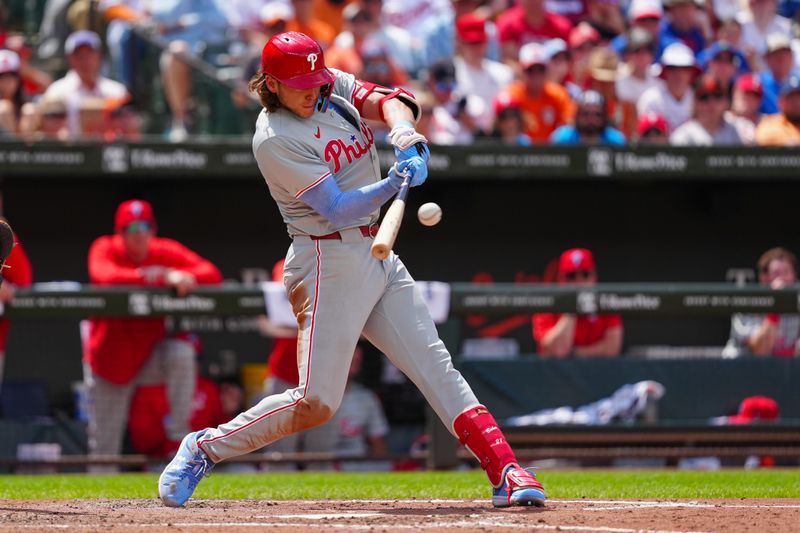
[313,0,354,35]
[755,114,800,145]
[287,0,337,48]
[496,43,575,142]
[755,74,800,145]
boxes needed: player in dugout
[84,200,223,471]
[0,219,33,391]
[159,31,546,509]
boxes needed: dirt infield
[0,498,798,532]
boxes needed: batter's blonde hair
[248,71,281,112]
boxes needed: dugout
[2,141,800,465]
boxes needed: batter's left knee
[291,395,337,433]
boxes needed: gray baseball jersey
[252,69,380,237]
[197,69,480,463]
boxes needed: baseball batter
[159,32,545,509]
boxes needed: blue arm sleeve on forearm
[299,175,400,226]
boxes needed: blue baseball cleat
[492,464,546,508]
[158,430,215,507]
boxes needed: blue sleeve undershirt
[299,174,401,226]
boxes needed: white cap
[543,38,568,60]
[519,42,548,68]
[65,30,102,54]
[660,42,696,68]
[0,49,21,74]
[260,2,294,25]
[629,0,663,21]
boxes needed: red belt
[310,224,379,240]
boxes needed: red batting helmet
[261,32,336,90]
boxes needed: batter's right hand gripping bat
[0,220,13,287]
[370,168,411,261]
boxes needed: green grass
[0,470,797,500]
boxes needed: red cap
[735,73,764,96]
[456,13,488,44]
[727,396,779,424]
[568,23,600,49]
[636,112,669,136]
[115,199,156,233]
[260,32,336,90]
[558,248,596,274]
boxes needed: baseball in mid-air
[417,202,442,226]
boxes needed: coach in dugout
[533,248,623,358]
[0,219,32,391]
[84,200,222,470]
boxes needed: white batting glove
[389,122,428,153]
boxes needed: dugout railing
[1,283,799,470]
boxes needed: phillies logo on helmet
[324,122,375,173]
[307,53,318,71]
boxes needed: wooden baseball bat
[371,172,411,260]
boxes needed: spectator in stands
[544,39,581,100]
[587,46,636,137]
[670,74,744,145]
[637,42,698,132]
[0,50,25,136]
[756,73,800,144]
[584,0,626,42]
[0,220,33,392]
[738,0,792,70]
[329,2,422,78]
[758,33,797,115]
[489,101,533,145]
[128,333,227,457]
[571,24,602,89]
[3,35,53,98]
[381,0,453,36]
[312,0,354,35]
[84,199,223,471]
[232,3,294,109]
[287,0,336,48]
[496,0,573,62]
[533,248,623,357]
[147,1,234,142]
[615,28,660,113]
[494,43,574,142]
[609,0,663,56]
[39,30,131,139]
[357,39,408,88]
[422,0,501,68]
[728,73,763,143]
[659,0,707,55]
[635,112,670,143]
[453,13,514,134]
[723,247,800,357]
[697,42,750,95]
[425,59,481,145]
[551,90,626,144]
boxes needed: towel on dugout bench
[260,281,451,327]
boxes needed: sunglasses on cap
[642,127,666,138]
[524,64,546,75]
[124,221,153,234]
[696,92,725,102]
[564,270,595,281]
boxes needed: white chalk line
[0,522,709,533]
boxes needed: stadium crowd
[1,0,800,144]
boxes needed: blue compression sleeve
[299,174,401,226]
